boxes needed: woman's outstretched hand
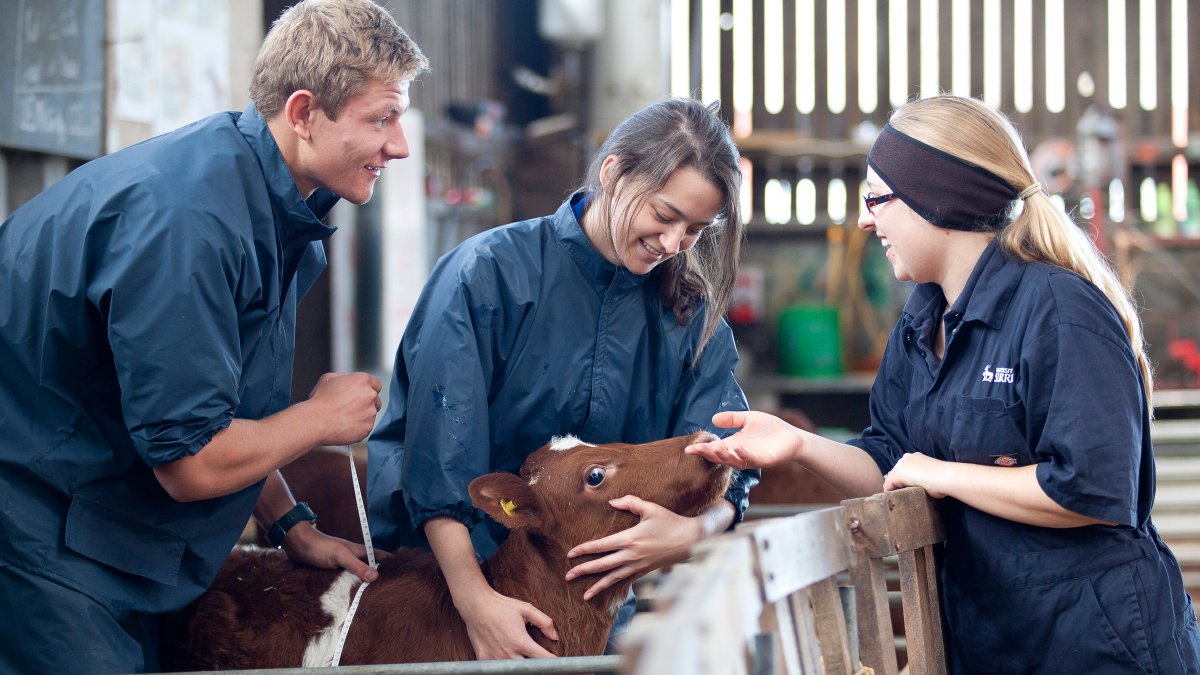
[683,410,802,470]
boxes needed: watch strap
[266,501,318,548]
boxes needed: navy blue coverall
[368,193,757,558]
[850,239,1200,673]
[0,104,337,673]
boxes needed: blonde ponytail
[1000,192,1154,409]
[890,96,1154,410]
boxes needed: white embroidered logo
[982,364,1015,383]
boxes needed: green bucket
[777,304,843,377]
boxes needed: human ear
[598,154,621,191]
[282,90,318,142]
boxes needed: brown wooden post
[842,494,899,675]
[842,488,946,675]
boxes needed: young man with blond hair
[0,1,427,671]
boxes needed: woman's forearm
[931,463,1113,528]
[794,433,887,498]
[425,517,492,607]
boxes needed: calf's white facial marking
[549,435,595,451]
[302,571,360,667]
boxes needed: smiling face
[292,78,412,204]
[858,166,952,284]
[584,159,725,276]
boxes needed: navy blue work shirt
[368,193,757,556]
[850,239,1199,672]
[0,104,337,614]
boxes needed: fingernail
[583,592,593,601]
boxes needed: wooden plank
[1061,0,1102,138]
[1151,421,1200,445]
[749,0,765,133]
[937,0,953,100]
[921,545,947,675]
[896,549,927,674]
[1154,484,1200,509]
[842,489,945,559]
[849,553,897,675]
[780,0,799,131]
[1190,0,1200,133]
[1153,389,1200,409]
[1167,541,1200,561]
[790,586,823,675]
[871,0,890,121]
[1125,0,1145,138]
[631,488,948,675]
[812,0,832,138]
[996,0,1013,113]
[810,576,855,675]
[1154,512,1200,537]
[843,0,863,131]
[767,594,802,675]
[905,0,920,105]
[741,507,851,602]
[969,0,986,99]
[843,495,899,675]
[895,547,945,675]
[1155,0,1172,134]
[721,0,735,113]
[622,537,761,675]
[842,488,946,674]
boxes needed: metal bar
[839,584,859,671]
[752,632,778,675]
[166,655,624,675]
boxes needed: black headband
[867,123,1019,232]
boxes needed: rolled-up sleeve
[1027,322,1143,527]
[89,197,244,467]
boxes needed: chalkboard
[0,0,106,159]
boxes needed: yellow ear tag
[500,498,518,516]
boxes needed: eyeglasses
[863,192,898,215]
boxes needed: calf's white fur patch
[549,434,594,451]
[302,571,360,667]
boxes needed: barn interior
[2,0,1198,669]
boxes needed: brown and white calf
[160,431,731,669]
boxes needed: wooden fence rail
[620,487,947,675]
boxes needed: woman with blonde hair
[688,95,1200,673]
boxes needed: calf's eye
[586,467,606,487]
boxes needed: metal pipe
[167,655,624,675]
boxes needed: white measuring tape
[330,447,377,667]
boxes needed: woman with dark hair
[368,98,758,659]
[687,94,1200,673]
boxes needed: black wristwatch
[266,502,318,548]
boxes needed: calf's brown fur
[161,431,731,669]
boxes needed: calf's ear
[469,473,543,531]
